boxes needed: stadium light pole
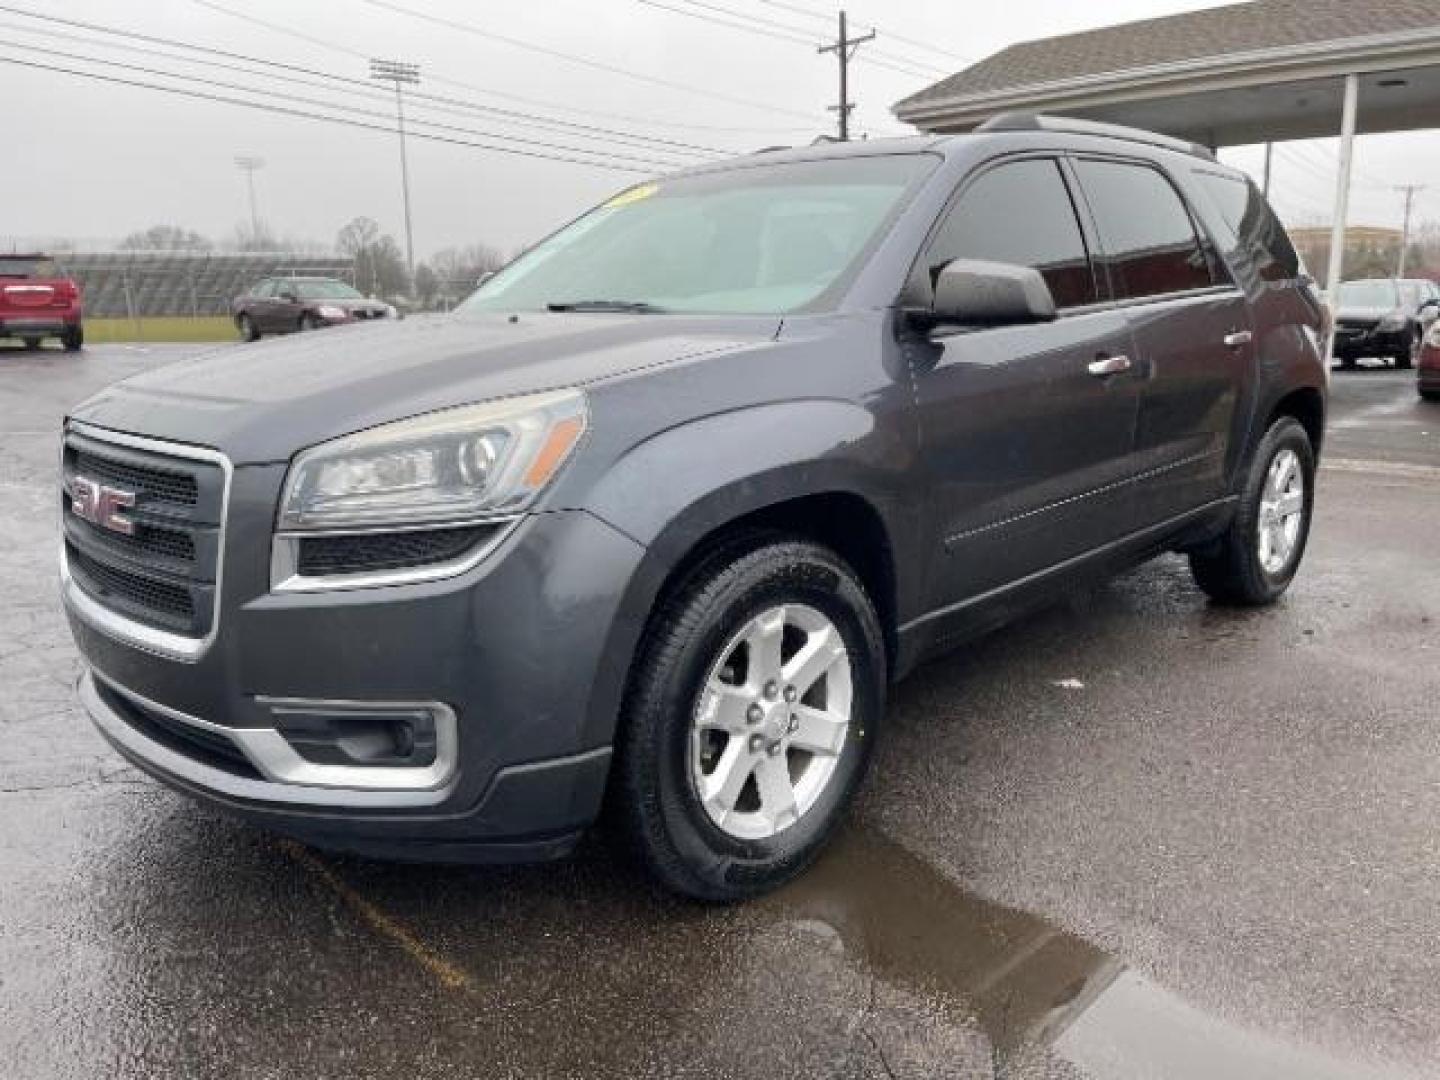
[234,155,265,243]
[369,58,420,283]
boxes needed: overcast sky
[4,0,1439,259]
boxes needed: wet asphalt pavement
[1,343,1438,1079]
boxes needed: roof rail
[976,112,1215,161]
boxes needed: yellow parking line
[278,838,474,993]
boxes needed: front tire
[21,337,41,350]
[237,314,260,342]
[613,538,886,901]
[1189,417,1315,605]
[61,325,83,352]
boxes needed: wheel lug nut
[748,734,765,754]
[746,704,764,725]
[763,681,779,700]
[783,685,798,703]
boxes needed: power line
[0,4,730,158]
[637,0,948,79]
[0,53,670,173]
[756,0,976,64]
[187,0,813,138]
[356,0,822,121]
[0,15,720,159]
[0,39,696,170]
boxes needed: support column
[1323,73,1359,367]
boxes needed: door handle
[1223,330,1253,348]
[1087,354,1132,377]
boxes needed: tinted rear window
[1075,159,1215,300]
[0,257,58,277]
[924,157,1097,308]
[1194,170,1301,283]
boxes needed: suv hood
[70,312,779,464]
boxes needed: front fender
[569,399,916,748]
[582,398,898,556]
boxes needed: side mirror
[915,259,1057,332]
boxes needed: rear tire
[1421,389,1440,403]
[21,337,41,351]
[1189,417,1315,606]
[237,314,260,342]
[612,538,886,901]
[300,313,321,331]
[61,325,83,352]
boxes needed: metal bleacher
[55,252,356,318]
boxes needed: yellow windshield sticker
[605,182,658,209]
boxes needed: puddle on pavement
[769,827,1416,1079]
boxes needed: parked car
[1419,318,1440,401]
[0,253,83,351]
[62,115,1326,900]
[1331,277,1440,369]
[232,276,396,341]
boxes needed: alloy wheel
[689,604,851,841]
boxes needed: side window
[925,158,1098,308]
[253,280,275,298]
[1194,170,1301,283]
[1075,159,1215,299]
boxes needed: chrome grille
[62,428,226,639]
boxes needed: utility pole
[1395,183,1425,277]
[233,155,265,244]
[369,58,420,283]
[818,11,875,141]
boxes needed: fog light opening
[272,706,439,769]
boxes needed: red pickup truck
[0,254,83,351]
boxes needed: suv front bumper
[67,505,649,861]
[1332,323,1409,358]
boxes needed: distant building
[1288,226,1406,282]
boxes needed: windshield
[460,155,935,316]
[293,280,364,299]
[1338,279,1398,308]
[0,257,57,277]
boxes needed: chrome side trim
[60,422,233,664]
[83,668,459,808]
[269,516,521,593]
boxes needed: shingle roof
[896,0,1440,112]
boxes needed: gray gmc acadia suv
[62,116,1327,900]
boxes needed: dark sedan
[233,277,396,341]
[1331,277,1440,369]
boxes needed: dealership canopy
[893,0,1440,309]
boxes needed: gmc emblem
[69,476,137,536]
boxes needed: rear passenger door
[1071,156,1252,527]
[909,155,1143,613]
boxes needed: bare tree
[336,217,410,298]
[428,243,507,302]
[120,224,213,252]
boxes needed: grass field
[82,316,239,344]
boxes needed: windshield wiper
[546,299,667,313]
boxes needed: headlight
[1376,313,1407,332]
[316,305,348,320]
[278,389,587,531]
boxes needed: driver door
[909,155,1144,616]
